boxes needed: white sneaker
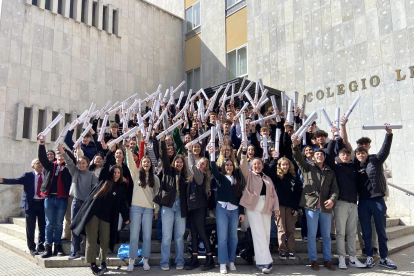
[349,255,366,268]
[161,265,170,271]
[209,211,216,218]
[228,262,236,271]
[220,264,227,274]
[262,263,273,274]
[127,258,135,272]
[187,232,192,242]
[176,264,184,270]
[338,255,347,269]
[143,258,150,271]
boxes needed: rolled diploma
[301,95,307,114]
[341,96,361,125]
[321,109,334,132]
[123,93,138,104]
[234,102,250,121]
[107,101,120,113]
[241,114,248,148]
[210,127,216,161]
[294,92,299,110]
[287,99,294,124]
[138,99,142,114]
[216,120,223,144]
[107,126,139,148]
[238,76,246,94]
[259,79,265,92]
[184,109,189,128]
[200,99,205,122]
[155,99,160,117]
[142,111,151,120]
[145,124,152,143]
[53,123,71,150]
[161,89,169,106]
[185,89,193,104]
[293,111,317,139]
[98,114,110,142]
[190,89,203,102]
[69,110,88,130]
[156,119,184,140]
[204,95,217,118]
[255,98,269,110]
[221,83,231,102]
[262,135,268,160]
[176,91,185,108]
[281,91,286,114]
[83,102,96,128]
[250,113,279,125]
[42,114,63,136]
[244,91,255,107]
[257,89,268,106]
[239,81,254,99]
[153,108,169,130]
[157,84,163,93]
[362,125,403,130]
[200,88,209,100]
[275,128,280,157]
[173,103,189,122]
[225,92,241,101]
[172,81,185,95]
[149,100,158,125]
[73,124,93,149]
[254,81,260,104]
[95,100,111,119]
[231,83,235,102]
[270,95,281,122]
[335,107,340,135]
[186,130,211,148]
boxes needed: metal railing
[0,185,20,194]
[388,182,414,196]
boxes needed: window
[37,109,45,136]
[32,0,38,6]
[227,45,247,80]
[45,0,51,10]
[58,0,62,15]
[23,108,31,139]
[226,0,246,16]
[51,111,59,141]
[113,10,116,34]
[70,0,74,19]
[92,1,97,27]
[103,5,108,31]
[81,0,87,23]
[65,113,71,125]
[186,67,201,95]
[185,1,200,33]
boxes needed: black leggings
[188,207,211,254]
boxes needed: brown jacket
[292,146,339,213]
[239,154,279,215]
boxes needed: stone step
[386,218,401,228]
[386,225,414,240]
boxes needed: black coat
[38,144,72,195]
[153,141,188,218]
[70,151,130,252]
[355,133,393,198]
[1,172,38,210]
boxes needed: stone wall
[143,0,184,19]
[0,185,23,222]
[0,0,184,179]
[246,0,414,224]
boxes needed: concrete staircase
[0,216,413,268]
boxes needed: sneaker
[338,256,347,269]
[91,265,104,276]
[143,258,150,271]
[279,252,287,260]
[29,249,38,256]
[262,263,273,274]
[36,244,45,253]
[176,264,184,270]
[187,232,192,242]
[161,265,170,271]
[68,253,81,260]
[379,258,397,269]
[317,237,323,242]
[81,255,85,260]
[349,255,366,268]
[55,243,65,256]
[220,264,227,274]
[288,253,296,260]
[127,258,135,272]
[302,237,308,242]
[228,262,236,271]
[209,211,216,218]
[364,256,375,268]
[100,262,108,272]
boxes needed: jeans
[216,203,239,264]
[44,197,68,245]
[71,197,84,255]
[160,196,186,266]
[301,207,321,238]
[156,208,162,240]
[358,198,388,259]
[334,200,358,257]
[270,213,278,238]
[129,205,154,259]
[305,208,332,261]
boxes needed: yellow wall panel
[226,7,248,52]
[185,0,198,9]
[185,34,202,72]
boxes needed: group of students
[0,95,398,275]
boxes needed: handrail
[388,182,414,196]
[0,185,21,194]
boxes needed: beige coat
[239,154,279,215]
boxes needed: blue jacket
[64,129,98,161]
[1,172,40,210]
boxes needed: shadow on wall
[0,186,23,222]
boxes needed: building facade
[184,0,414,224]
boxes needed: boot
[41,243,53,258]
[56,243,65,256]
[201,254,215,271]
[184,255,199,270]
[53,243,58,256]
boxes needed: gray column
[73,0,82,23]
[15,102,25,141]
[62,0,70,18]
[96,0,103,30]
[44,107,52,144]
[29,105,39,142]
[26,0,32,6]
[70,111,78,139]
[37,0,45,9]
[84,0,93,26]
[56,108,65,135]
[113,8,121,37]
[104,4,113,34]
[50,0,58,14]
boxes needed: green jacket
[292,146,339,213]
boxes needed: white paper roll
[210,126,216,161]
[301,95,307,115]
[42,114,63,136]
[341,96,361,125]
[52,123,71,150]
[176,91,185,109]
[238,76,246,93]
[234,102,250,121]
[275,128,281,157]
[73,124,93,149]
[186,130,211,148]
[95,100,111,119]
[156,119,184,140]
[172,81,185,95]
[262,135,268,160]
[287,99,294,124]
[294,91,299,110]
[362,125,402,130]
[108,126,139,148]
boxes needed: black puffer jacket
[186,150,208,211]
[325,139,358,204]
[355,133,393,197]
[153,140,188,218]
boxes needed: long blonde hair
[188,157,211,193]
[217,145,238,168]
[277,158,296,179]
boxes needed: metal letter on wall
[306,92,313,102]
[395,69,406,81]
[337,84,345,95]
[326,87,334,97]
[316,90,324,100]
[349,81,358,92]
[370,75,380,87]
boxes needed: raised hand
[385,123,392,135]
[291,136,300,147]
